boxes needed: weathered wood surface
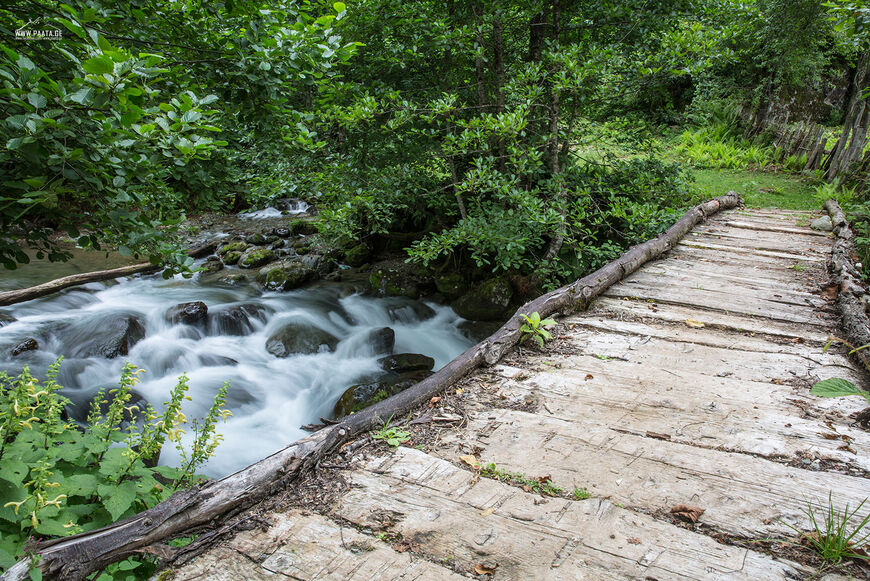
[166,207,869,580]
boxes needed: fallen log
[823,199,870,366]
[0,193,741,581]
[0,243,217,307]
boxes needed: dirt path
[168,208,869,580]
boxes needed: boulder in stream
[165,301,209,325]
[451,276,513,321]
[378,352,435,373]
[238,247,276,269]
[208,304,268,336]
[333,369,432,418]
[0,313,16,328]
[58,315,146,359]
[11,337,38,356]
[257,259,317,291]
[363,326,395,355]
[266,322,340,357]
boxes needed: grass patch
[691,168,819,210]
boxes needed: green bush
[0,360,230,576]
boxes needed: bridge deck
[173,208,869,580]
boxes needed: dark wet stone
[257,259,317,291]
[199,354,239,367]
[435,272,467,300]
[452,277,513,321]
[166,301,209,325]
[57,315,146,359]
[266,322,340,357]
[208,304,267,336]
[386,300,436,323]
[333,369,431,417]
[378,353,434,373]
[11,337,38,356]
[202,257,224,274]
[0,313,16,328]
[344,243,371,267]
[272,227,291,238]
[365,327,395,355]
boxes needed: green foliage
[370,418,411,447]
[479,462,563,497]
[0,1,358,272]
[520,312,557,348]
[781,492,870,565]
[811,378,870,405]
[676,126,773,169]
[572,487,591,501]
[0,361,230,574]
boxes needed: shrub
[0,360,230,576]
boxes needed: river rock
[257,259,317,290]
[266,322,340,357]
[386,300,436,323]
[810,216,833,231]
[452,277,513,321]
[59,315,146,359]
[11,337,38,356]
[221,251,242,265]
[333,369,432,417]
[166,301,209,325]
[362,326,395,355]
[202,257,224,274]
[208,304,267,336]
[272,227,292,238]
[344,243,371,267]
[378,353,435,373]
[238,247,276,269]
[246,232,269,245]
[218,241,248,255]
[218,273,248,285]
[369,260,431,299]
[289,219,318,236]
[435,272,467,299]
[0,313,16,327]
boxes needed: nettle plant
[0,359,231,572]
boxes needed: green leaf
[67,88,94,106]
[811,378,869,400]
[27,93,47,109]
[82,56,113,75]
[62,473,99,496]
[28,567,42,581]
[0,459,29,486]
[99,481,138,521]
[334,2,346,13]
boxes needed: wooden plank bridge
[148,209,870,579]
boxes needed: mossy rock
[219,241,248,255]
[435,272,467,299]
[246,232,268,245]
[238,247,276,269]
[369,263,423,299]
[452,277,513,321]
[256,259,317,290]
[222,251,242,265]
[333,369,431,418]
[289,219,318,236]
[344,243,371,267]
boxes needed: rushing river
[0,258,474,476]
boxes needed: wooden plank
[685,231,828,257]
[604,280,828,326]
[674,240,824,263]
[172,509,464,580]
[622,268,826,309]
[723,220,831,237]
[433,409,870,538]
[590,296,831,344]
[484,362,870,472]
[667,244,825,272]
[334,448,806,580]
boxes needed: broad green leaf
[62,473,99,496]
[811,378,868,400]
[82,56,114,75]
[0,459,29,486]
[67,88,94,106]
[99,481,138,521]
[334,2,346,13]
[27,93,47,109]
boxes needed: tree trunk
[825,51,870,181]
[0,194,742,581]
[543,0,565,262]
[493,13,506,172]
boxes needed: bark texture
[0,194,740,581]
[824,199,870,368]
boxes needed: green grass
[691,168,819,210]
